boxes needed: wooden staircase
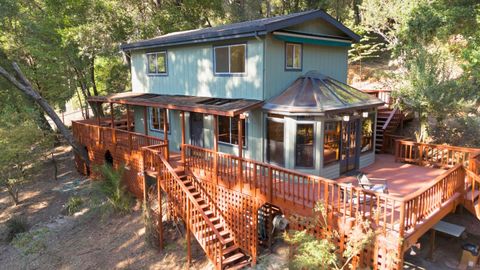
[375,107,404,153]
[145,147,250,269]
[464,168,480,220]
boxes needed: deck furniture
[428,220,466,260]
[357,173,388,193]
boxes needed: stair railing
[146,147,226,269]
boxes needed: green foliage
[65,195,83,215]
[143,202,160,249]
[96,164,133,214]
[11,228,49,255]
[5,216,29,242]
[284,202,375,270]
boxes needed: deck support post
[238,114,244,191]
[157,171,164,250]
[213,115,219,185]
[143,107,148,136]
[181,111,186,163]
[163,109,169,160]
[110,103,116,144]
[127,104,132,151]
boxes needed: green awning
[273,31,352,48]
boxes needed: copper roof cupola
[263,71,384,115]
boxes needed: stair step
[225,259,250,270]
[222,252,246,266]
[223,245,240,256]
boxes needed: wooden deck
[72,119,480,270]
[337,154,447,197]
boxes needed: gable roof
[120,10,360,51]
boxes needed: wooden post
[110,103,116,144]
[157,172,164,250]
[213,115,219,185]
[163,109,169,160]
[127,104,132,151]
[238,114,244,191]
[181,111,186,163]
[143,107,148,136]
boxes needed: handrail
[144,146,227,246]
[382,107,398,130]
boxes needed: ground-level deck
[72,118,480,270]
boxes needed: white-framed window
[218,115,246,147]
[214,44,246,75]
[147,51,167,75]
[285,42,302,70]
[149,107,169,132]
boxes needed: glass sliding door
[266,115,285,166]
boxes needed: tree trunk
[0,62,90,165]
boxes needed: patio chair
[357,173,388,194]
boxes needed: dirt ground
[1,145,479,270]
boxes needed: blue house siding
[263,34,348,100]
[131,38,264,100]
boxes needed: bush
[96,164,133,214]
[65,196,83,215]
[6,216,29,242]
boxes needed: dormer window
[147,51,167,75]
[214,44,246,75]
[285,42,302,70]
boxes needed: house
[74,9,480,270]
[118,9,382,179]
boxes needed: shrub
[284,202,376,270]
[96,164,133,214]
[65,196,83,215]
[11,228,49,255]
[5,216,29,242]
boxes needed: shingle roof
[120,10,360,51]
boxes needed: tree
[0,116,53,205]
[0,62,89,164]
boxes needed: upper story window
[147,51,167,75]
[149,107,169,132]
[218,115,246,147]
[285,42,302,70]
[214,44,246,75]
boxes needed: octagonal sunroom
[263,71,384,179]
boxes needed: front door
[340,119,359,174]
[189,112,204,147]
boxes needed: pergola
[87,92,263,163]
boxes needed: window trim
[294,120,316,169]
[146,51,168,76]
[148,107,170,134]
[217,116,248,149]
[284,42,303,71]
[213,43,247,76]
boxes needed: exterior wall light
[343,115,350,122]
[362,111,369,118]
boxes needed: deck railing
[72,120,164,152]
[394,140,480,168]
[362,89,393,107]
